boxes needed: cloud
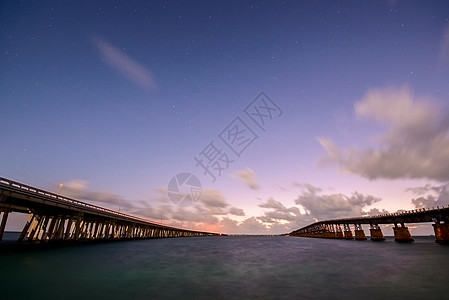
[257,197,313,233]
[219,217,268,235]
[57,179,132,208]
[172,207,220,224]
[260,198,301,218]
[91,36,156,90]
[295,184,381,221]
[57,179,89,198]
[228,207,245,216]
[130,205,173,221]
[199,189,229,208]
[55,180,387,235]
[365,207,389,216]
[130,187,253,233]
[235,217,269,235]
[407,183,449,208]
[232,168,260,190]
[319,86,449,181]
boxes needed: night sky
[1,1,449,234]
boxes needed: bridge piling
[335,224,344,239]
[46,216,58,241]
[393,223,414,242]
[18,213,34,242]
[64,216,73,240]
[0,209,9,242]
[369,224,385,241]
[432,223,449,244]
[28,215,43,241]
[343,224,353,239]
[354,224,367,240]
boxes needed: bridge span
[0,177,221,243]
[289,206,449,244]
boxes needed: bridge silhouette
[289,206,449,244]
[0,177,221,243]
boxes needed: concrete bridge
[289,206,449,244]
[0,177,221,243]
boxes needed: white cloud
[57,179,89,198]
[57,179,131,208]
[199,189,229,208]
[232,168,260,190]
[319,86,449,181]
[407,183,449,209]
[91,36,156,90]
[235,217,269,235]
[295,184,381,221]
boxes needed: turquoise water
[1,235,448,299]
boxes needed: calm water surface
[1,235,448,299]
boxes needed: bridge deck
[0,177,221,242]
[289,206,449,244]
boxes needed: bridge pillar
[64,216,74,240]
[369,224,385,241]
[354,224,367,240]
[432,223,449,244]
[54,216,65,240]
[0,209,10,242]
[393,223,414,242]
[28,215,44,241]
[45,216,58,241]
[73,216,83,240]
[18,213,35,241]
[343,224,353,239]
[103,223,111,239]
[335,224,344,239]
[325,224,336,238]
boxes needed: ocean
[0,234,448,300]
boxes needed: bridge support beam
[18,214,34,241]
[354,224,366,240]
[343,224,353,239]
[335,224,344,239]
[369,224,385,241]
[432,223,449,244]
[0,209,10,242]
[393,224,414,242]
[324,224,336,238]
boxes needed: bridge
[0,177,221,243]
[289,206,449,244]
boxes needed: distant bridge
[289,206,449,244]
[0,177,221,243]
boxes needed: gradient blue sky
[1,1,449,234]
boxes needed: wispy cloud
[56,179,133,209]
[318,86,449,181]
[91,35,156,90]
[232,168,260,190]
